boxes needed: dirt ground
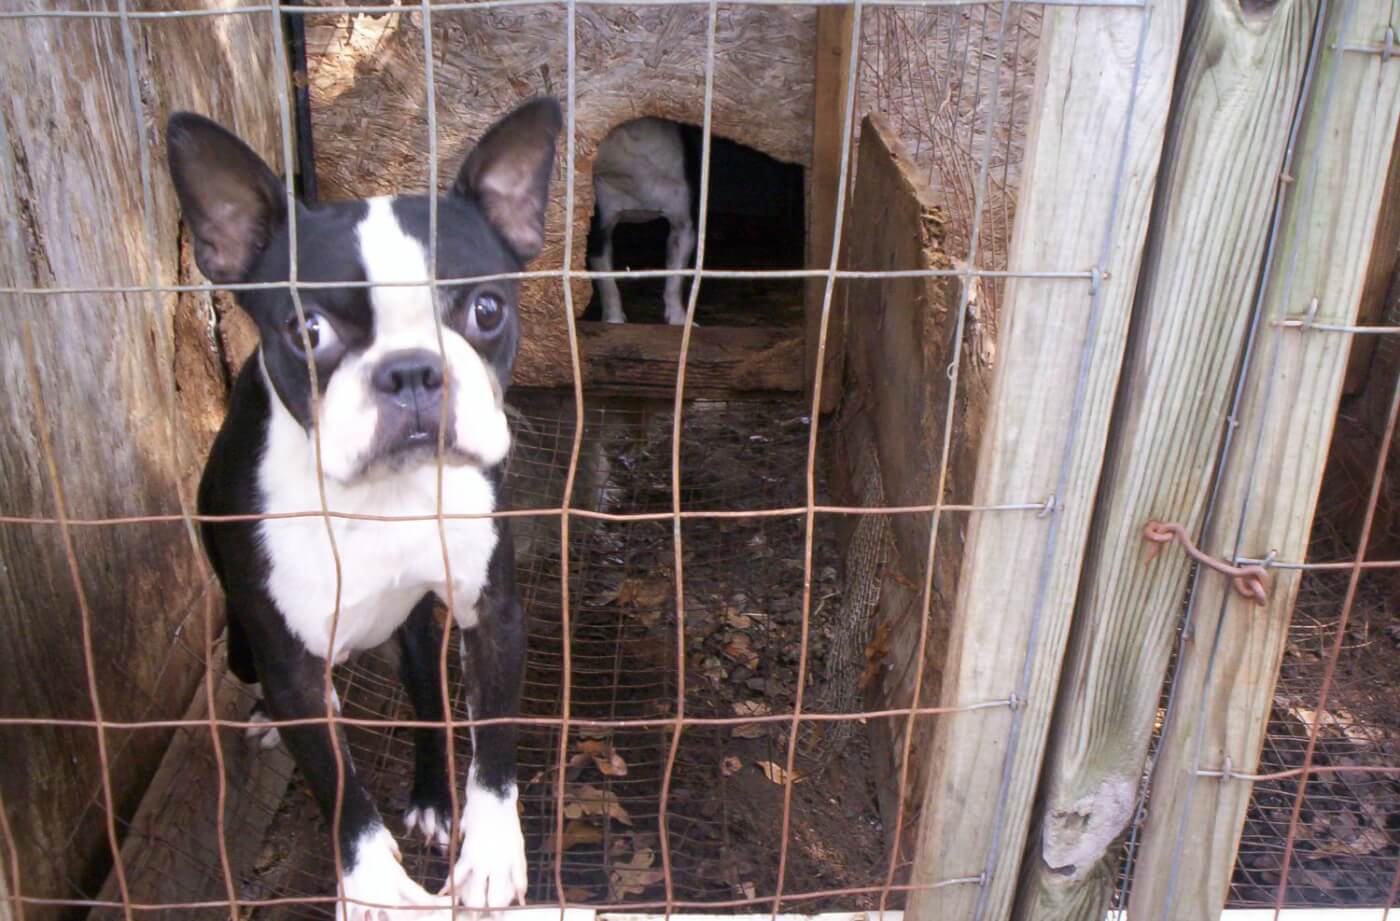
[236,394,890,918]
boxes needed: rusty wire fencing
[2,0,1400,919]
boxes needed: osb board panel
[0,3,279,912]
[830,116,996,846]
[305,4,816,389]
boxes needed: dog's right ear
[166,113,287,284]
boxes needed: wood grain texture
[1009,0,1318,916]
[828,116,989,856]
[573,321,804,398]
[0,3,279,912]
[901,3,1186,919]
[88,652,296,921]
[304,3,816,389]
[805,5,854,414]
[1128,2,1400,917]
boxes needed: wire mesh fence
[2,0,1400,919]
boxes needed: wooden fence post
[1009,0,1320,917]
[1127,1,1400,917]
[902,2,1185,919]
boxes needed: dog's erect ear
[166,113,287,284]
[453,97,562,263]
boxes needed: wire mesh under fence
[22,394,918,916]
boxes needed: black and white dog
[167,98,561,919]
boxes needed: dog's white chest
[256,406,498,662]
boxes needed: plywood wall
[305,3,816,388]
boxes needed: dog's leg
[443,545,527,915]
[591,224,626,324]
[255,625,450,920]
[663,213,697,325]
[227,610,284,751]
[397,593,453,850]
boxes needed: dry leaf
[721,755,743,776]
[562,784,633,826]
[579,739,629,777]
[544,820,605,853]
[722,633,760,670]
[756,760,802,785]
[609,847,666,899]
[563,887,595,902]
[617,576,672,609]
[740,881,757,900]
[724,610,755,630]
[731,700,770,739]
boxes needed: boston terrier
[167,97,561,920]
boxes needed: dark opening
[583,121,807,328]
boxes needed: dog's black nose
[373,350,444,399]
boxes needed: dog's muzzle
[368,349,459,463]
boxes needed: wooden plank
[1342,121,1400,395]
[89,655,295,921]
[805,5,855,414]
[0,8,279,914]
[574,321,804,398]
[901,2,1186,919]
[1127,3,1400,918]
[828,116,990,856]
[1008,0,1320,917]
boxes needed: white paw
[342,826,453,921]
[404,804,452,851]
[604,312,627,324]
[246,708,281,750]
[441,779,527,917]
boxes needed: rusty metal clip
[1142,520,1271,606]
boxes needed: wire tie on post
[1221,756,1234,782]
[1006,693,1022,712]
[1037,494,1056,519]
[1088,265,1103,297]
[1142,520,1271,606]
[1384,25,1395,62]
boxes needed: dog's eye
[284,311,339,357]
[470,292,505,335]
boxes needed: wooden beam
[1341,120,1400,395]
[1009,0,1319,916]
[901,3,1186,920]
[89,650,295,921]
[805,5,855,414]
[574,322,804,399]
[1127,4,1400,919]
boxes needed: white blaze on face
[316,196,511,482]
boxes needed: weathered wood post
[0,6,279,914]
[1127,0,1400,916]
[1009,0,1321,916]
[902,1,1186,919]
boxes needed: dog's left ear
[453,97,562,263]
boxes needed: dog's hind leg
[591,221,626,323]
[663,212,697,325]
[227,610,283,751]
[397,593,454,850]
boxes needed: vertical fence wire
[111,0,244,915]
[266,0,357,914]
[659,2,719,916]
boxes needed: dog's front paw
[342,827,453,921]
[441,785,526,917]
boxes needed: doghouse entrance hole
[584,122,806,328]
